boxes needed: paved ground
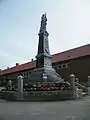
[0,97,90,120]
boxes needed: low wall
[0,90,82,101]
[23,91,73,101]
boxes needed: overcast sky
[0,0,90,69]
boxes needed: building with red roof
[0,44,90,85]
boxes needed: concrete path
[0,96,90,120]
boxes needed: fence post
[69,74,77,99]
[17,75,23,100]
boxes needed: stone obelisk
[30,14,63,83]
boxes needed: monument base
[30,67,63,83]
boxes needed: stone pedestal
[17,75,23,100]
[30,67,63,83]
[69,74,77,99]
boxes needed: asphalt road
[0,96,90,120]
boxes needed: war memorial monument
[30,13,63,84]
[0,14,90,101]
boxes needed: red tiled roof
[0,44,90,75]
[0,61,36,75]
[52,44,90,63]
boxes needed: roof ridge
[52,44,90,56]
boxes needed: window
[20,73,23,76]
[23,72,26,76]
[67,63,70,68]
[62,63,70,68]
[54,63,69,69]
[54,66,57,70]
[27,72,28,76]
[62,64,66,68]
[59,65,62,69]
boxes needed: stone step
[82,92,87,96]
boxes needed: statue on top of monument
[39,13,47,33]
